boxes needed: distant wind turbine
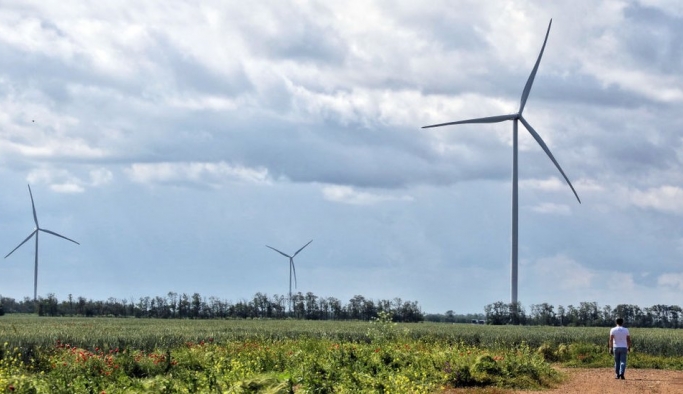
[422,19,580,306]
[266,240,312,312]
[5,184,80,303]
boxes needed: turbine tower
[422,19,580,306]
[266,240,312,312]
[5,184,80,303]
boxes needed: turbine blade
[519,116,581,203]
[422,114,517,129]
[28,184,39,228]
[292,240,313,257]
[5,230,37,258]
[291,259,298,289]
[519,19,552,114]
[39,229,80,245]
[266,245,291,258]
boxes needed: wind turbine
[5,184,80,303]
[266,240,312,312]
[422,19,580,306]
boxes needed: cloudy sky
[0,0,682,314]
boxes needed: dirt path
[448,368,683,394]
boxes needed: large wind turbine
[423,19,580,306]
[266,240,312,312]
[5,184,80,303]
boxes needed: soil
[447,368,683,394]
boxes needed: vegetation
[0,314,559,393]
[1,315,683,392]
[4,292,681,329]
[0,292,424,322]
[485,300,683,328]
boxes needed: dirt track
[449,368,683,394]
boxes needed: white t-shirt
[610,326,630,348]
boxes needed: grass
[0,315,681,392]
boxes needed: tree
[565,305,579,326]
[191,293,202,319]
[304,292,320,320]
[485,301,509,325]
[362,298,376,321]
[530,303,555,326]
[167,292,178,318]
[508,302,526,325]
[328,297,343,320]
[578,302,600,326]
[445,310,456,323]
[178,294,191,318]
[347,295,365,320]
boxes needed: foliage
[485,300,683,328]
[531,341,683,370]
[1,316,683,392]
[3,316,683,358]
[0,292,424,322]
[367,310,399,343]
[0,327,561,393]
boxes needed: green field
[1,315,682,393]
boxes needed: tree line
[4,294,679,328]
[424,310,486,324]
[0,291,424,322]
[485,301,683,328]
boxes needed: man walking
[608,317,632,379]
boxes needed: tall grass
[2,315,682,356]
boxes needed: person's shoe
[620,375,625,380]
[615,375,620,379]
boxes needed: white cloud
[575,178,605,193]
[51,183,84,193]
[522,177,565,192]
[166,95,242,111]
[530,202,571,215]
[639,0,683,18]
[585,63,683,103]
[630,185,683,215]
[11,139,107,160]
[522,255,660,306]
[523,177,603,195]
[89,168,114,186]
[321,185,413,205]
[26,167,111,193]
[126,161,270,186]
[530,254,595,290]
[28,168,81,193]
[658,273,683,291]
